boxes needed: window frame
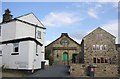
[37,30,41,39]
[11,43,19,55]
[13,43,19,52]
[0,26,1,36]
[0,50,2,56]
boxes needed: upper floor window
[60,38,69,46]
[100,45,103,50]
[0,51,2,56]
[37,30,41,39]
[93,57,96,63]
[93,57,108,63]
[93,45,96,50]
[0,26,1,36]
[92,44,107,50]
[102,45,107,50]
[96,45,100,50]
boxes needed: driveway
[26,65,69,77]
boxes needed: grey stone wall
[45,33,80,65]
[83,28,118,64]
[70,64,118,77]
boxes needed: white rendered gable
[16,13,44,27]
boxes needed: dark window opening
[37,31,41,39]
[13,43,19,52]
[0,51,2,56]
[12,43,19,55]
[57,54,59,58]
[97,58,100,63]
[105,59,108,63]
[15,47,18,52]
[36,44,38,56]
[93,58,96,63]
[101,57,104,63]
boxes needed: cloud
[86,20,118,43]
[45,40,52,46]
[96,0,119,2]
[101,20,118,43]
[70,31,87,44]
[87,3,103,19]
[0,18,2,23]
[42,12,82,27]
[88,8,98,19]
[112,2,118,8]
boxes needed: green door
[63,52,68,61]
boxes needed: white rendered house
[0,9,46,70]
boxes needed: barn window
[93,58,96,63]
[97,58,100,63]
[105,58,108,63]
[93,45,96,50]
[101,57,104,63]
[104,45,107,50]
[100,45,103,50]
[103,45,107,50]
[57,54,59,58]
[96,45,99,50]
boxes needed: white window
[100,45,103,50]
[104,45,107,50]
[93,45,96,50]
[96,45,99,50]
[36,44,38,56]
[0,26,1,36]
[0,51,2,56]
[102,45,107,50]
[11,43,19,55]
[37,30,41,39]
[13,43,19,52]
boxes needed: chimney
[61,33,69,37]
[2,9,13,23]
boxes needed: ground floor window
[13,43,19,52]
[93,58,96,63]
[11,43,19,55]
[93,57,108,63]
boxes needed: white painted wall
[2,40,45,70]
[1,13,46,70]
[17,13,44,28]
[2,41,29,69]
[1,21,16,41]
[0,35,2,67]
[16,21,35,39]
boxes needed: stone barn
[70,27,118,77]
[45,33,80,65]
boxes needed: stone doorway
[72,54,78,63]
[63,52,69,65]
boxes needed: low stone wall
[69,64,118,77]
[95,64,118,76]
[69,64,87,76]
